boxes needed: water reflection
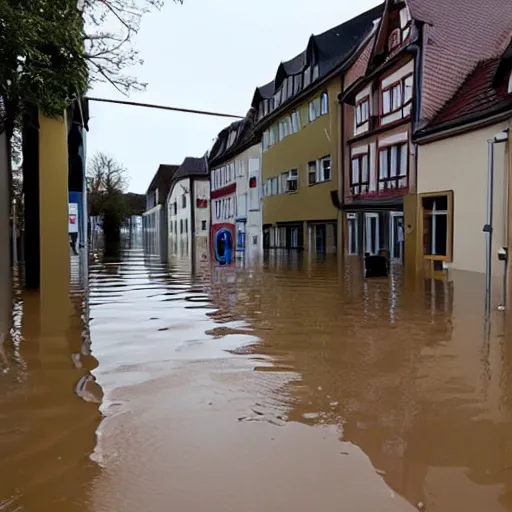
[0,271,100,511]
[2,243,512,511]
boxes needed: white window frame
[321,92,329,115]
[286,169,299,193]
[291,111,300,133]
[364,213,380,256]
[308,161,317,186]
[318,156,331,183]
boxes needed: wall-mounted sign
[68,203,78,233]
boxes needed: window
[303,67,311,88]
[173,202,177,215]
[184,218,188,234]
[355,97,370,126]
[309,97,321,122]
[263,130,270,151]
[319,156,331,182]
[508,72,512,94]
[308,161,317,185]
[312,65,319,81]
[174,220,177,234]
[279,172,288,194]
[293,74,302,94]
[285,169,299,193]
[180,219,183,234]
[274,88,282,108]
[421,193,453,262]
[278,117,292,141]
[321,92,329,115]
[201,220,207,231]
[287,77,293,98]
[388,28,401,52]
[351,153,369,196]
[378,143,408,191]
[382,75,413,116]
[170,221,173,233]
[269,126,277,146]
[271,177,278,196]
[291,111,300,133]
[252,235,258,246]
[182,194,187,208]
[227,129,237,148]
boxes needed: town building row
[144,0,512,282]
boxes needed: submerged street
[1,244,512,511]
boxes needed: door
[364,213,380,256]
[315,224,326,253]
[347,213,359,255]
[389,212,404,262]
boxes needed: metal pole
[484,140,495,316]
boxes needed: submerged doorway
[389,211,404,263]
[364,213,379,255]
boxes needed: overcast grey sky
[87,0,381,193]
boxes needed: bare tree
[87,151,128,215]
[83,0,183,94]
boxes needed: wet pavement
[1,246,512,511]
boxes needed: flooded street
[2,247,512,511]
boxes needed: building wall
[167,177,192,259]
[143,205,162,257]
[210,143,262,264]
[194,179,210,265]
[262,77,341,225]
[417,121,511,275]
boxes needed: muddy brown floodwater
[2,247,512,511]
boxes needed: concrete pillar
[38,113,72,333]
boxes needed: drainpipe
[485,130,509,316]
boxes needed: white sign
[68,203,78,233]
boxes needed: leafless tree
[82,0,183,94]
[87,151,129,215]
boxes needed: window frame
[381,73,414,117]
[285,168,299,193]
[377,143,409,192]
[350,153,370,196]
[307,161,317,186]
[320,92,329,115]
[355,96,370,127]
[419,191,454,263]
[318,156,332,183]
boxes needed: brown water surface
[1,248,512,511]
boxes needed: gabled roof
[406,0,512,122]
[250,4,384,113]
[416,57,512,139]
[173,156,208,182]
[208,108,258,168]
[146,164,180,203]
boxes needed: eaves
[415,105,512,145]
[209,133,261,170]
[254,29,377,135]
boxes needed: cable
[86,97,244,120]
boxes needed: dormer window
[388,28,401,52]
[304,66,311,88]
[400,7,412,40]
[508,71,512,94]
[282,80,288,102]
[287,77,294,98]
[274,88,282,108]
[293,74,302,94]
[227,130,237,148]
[312,65,319,81]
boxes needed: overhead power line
[86,97,244,120]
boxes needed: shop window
[421,192,453,262]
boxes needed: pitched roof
[406,0,512,122]
[250,4,384,113]
[173,156,208,182]
[208,108,258,168]
[146,164,180,202]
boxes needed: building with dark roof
[252,4,382,253]
[143,164,179,260]
[208,108,263,265]
[413,43,512,276]
[166,155,210,270]
[338,0,512,280]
